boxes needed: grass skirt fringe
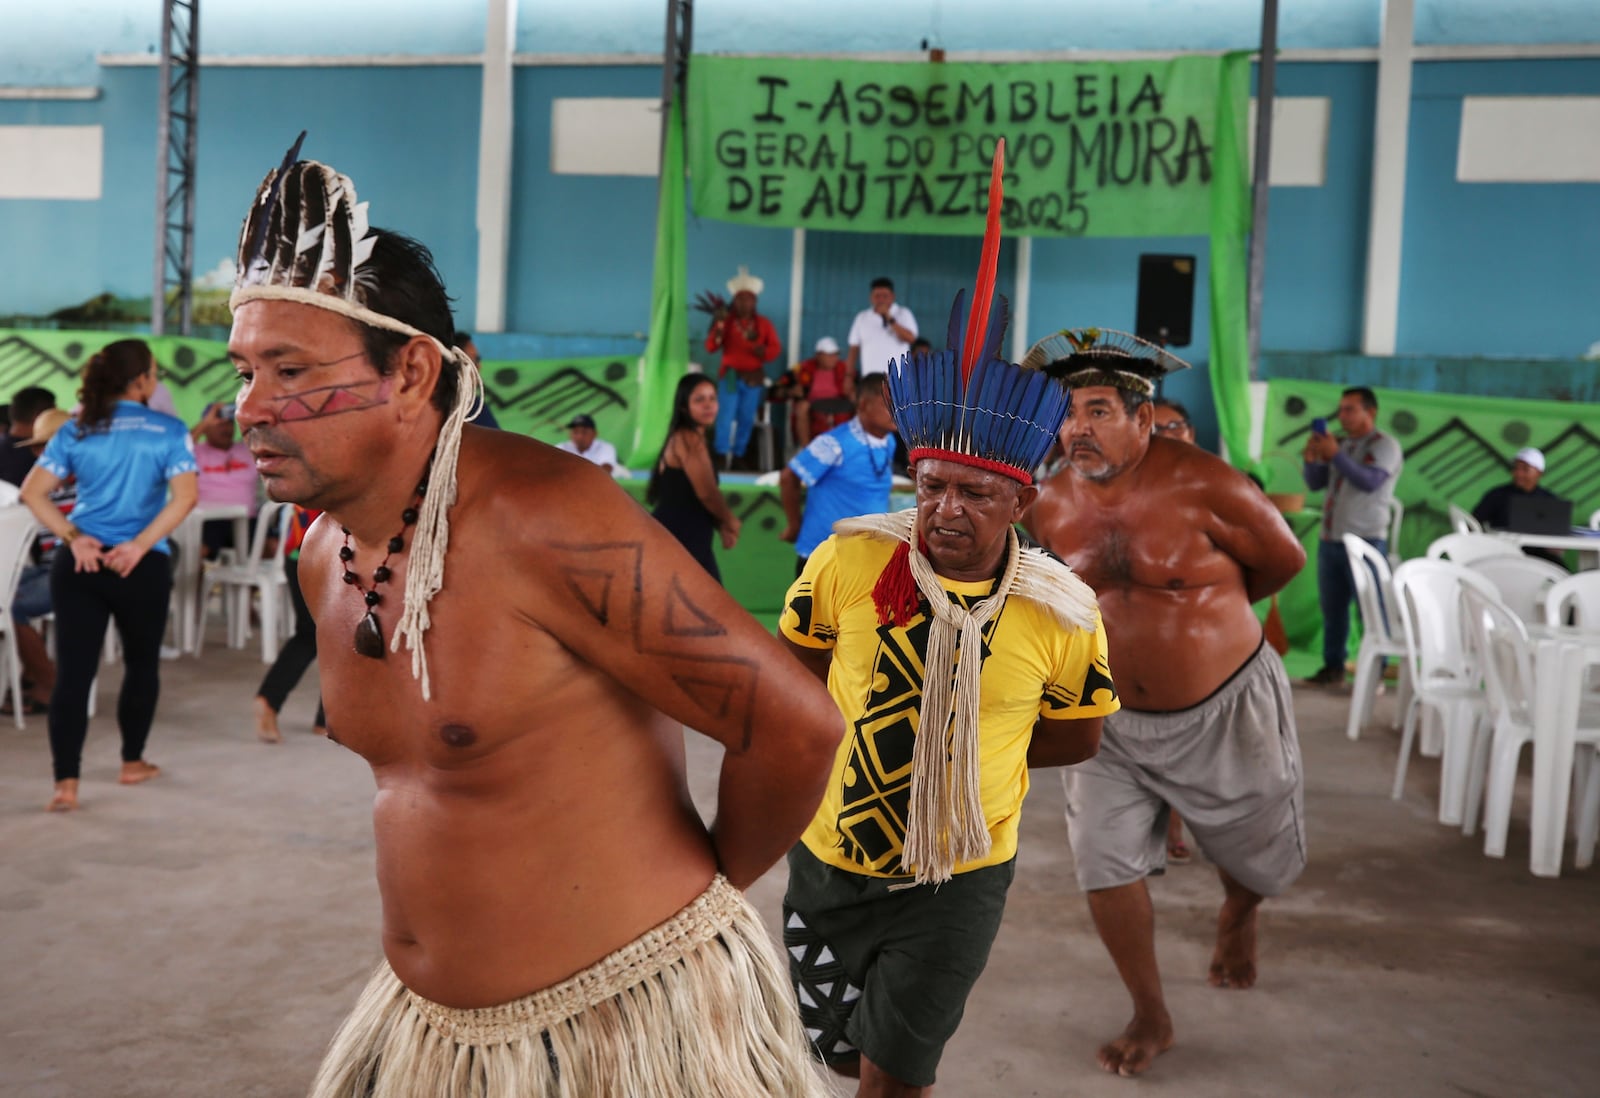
[307,875,834,1097]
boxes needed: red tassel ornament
[871,539,923,627]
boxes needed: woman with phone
[20,340,198,812]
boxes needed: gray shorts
[1063,640,1306,896]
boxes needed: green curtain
[630,97,690,468]
[1206,51,1255,474]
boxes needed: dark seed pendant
[353,611,386,659]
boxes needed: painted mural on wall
[0,327,823,611]
[0,328,642,462]
[1260,377,1600,659]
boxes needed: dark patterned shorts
[782,844,1014,1087]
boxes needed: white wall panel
[550,98,659,176]
[0,125,102,200]
[1458,96,1600,182]
[1249,97,1331,187]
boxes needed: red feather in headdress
[959,140,1006,383]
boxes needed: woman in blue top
[21,340,198,812]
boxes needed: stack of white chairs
[1342,534,1412,741]
[1462,584,1600,869]
[195,502,292,662]
[1425,532,1521,565]
[1448,503,1484,534]
[1391,559,1499,824]
[0,507,41,729]
[1466,554,1569,624]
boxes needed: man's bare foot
[119,760,161,785]
[47,780,79,812]
[1208,902,1258,988]
[313,725,328,738]
[253,696,282,743]
[1097,1013,1174,1077]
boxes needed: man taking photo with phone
[1300,387,1404,686]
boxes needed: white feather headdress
[725,265,764,297]
[229,133,483,701]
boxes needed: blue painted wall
[506,65,795,355]
[1,66,482,323]
[4,4,1600,417]
[1259,62,1377,354]
[1399,59,1600,359]
[1414,0,1600,46]
[0,95,108,317]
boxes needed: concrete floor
[2,643,1598,1098]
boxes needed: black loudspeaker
[1135,253,1196,348]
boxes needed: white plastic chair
[0,507,41,729]
[1546,572,1600,704]
[1462,585,1600,867]
[1466,554,1569,624]
[1448,503,1484,534]
[1425,532,1521,565]
[1343,534,1412,741]
[1589,508,1600,531]
[1387,499,1405,569]
[196,503,291,662]
[1391,559,1499,825]
[1546,572,1600,629]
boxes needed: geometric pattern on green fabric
[0,329,643,464]
[1260,377,1600,657]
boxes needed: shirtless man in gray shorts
[1022,329,1308,1078]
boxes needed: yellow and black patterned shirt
[780,533,1119,878]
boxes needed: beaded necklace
[340,473,428,658]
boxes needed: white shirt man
[556,414,624,475]
[846,278,918,378]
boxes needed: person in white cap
[789,335,854,447]
[701,265,782,469]
[554,413,622,476]
[1472,447,1565,564]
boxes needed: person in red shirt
[702,266,781,468]
[790,336,855,447]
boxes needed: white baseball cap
[1513,447,1545,472]
[815,336,840,354]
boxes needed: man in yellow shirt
[777,143,1118,1098]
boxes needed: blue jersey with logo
[788,418,895,559]
[38,401,198,554]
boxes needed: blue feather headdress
[885,142,1069,487]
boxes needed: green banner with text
[688,55,1246,238]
